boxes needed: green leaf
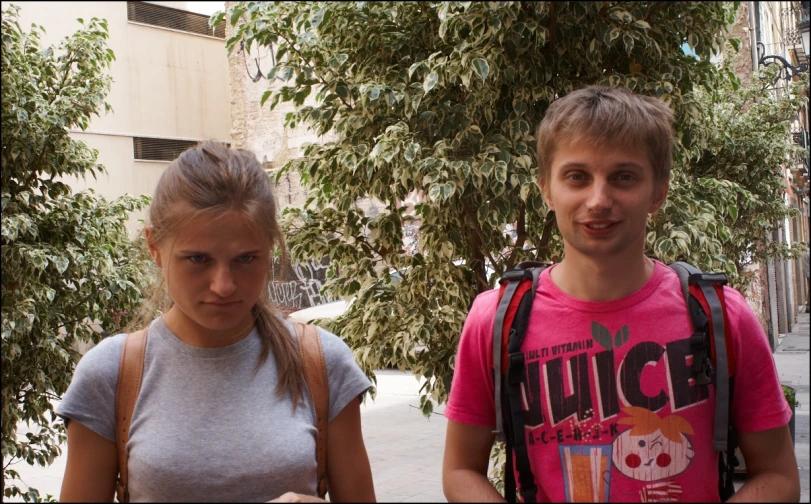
[230,6,246,26]
[423,71,438,94]
[623,33,634,55]
[472,58,490,81]
[408,61,424,79]
[404,143,420,163]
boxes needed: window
[127,1,225,39]
[133,137,199,162]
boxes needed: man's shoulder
[466,287,502,325]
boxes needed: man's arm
[442,420,504,503]
[728,424,799,502]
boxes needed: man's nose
[586,179,613,213]
[210,264,237,298]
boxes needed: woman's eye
[236,255,256,264]
[187,255,207,263]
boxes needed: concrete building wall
[4,1,232,232]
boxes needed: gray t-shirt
[56,316,372,502]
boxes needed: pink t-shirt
[445,260,791,503]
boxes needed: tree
[661,64,807,291]
[219,0,746,401]
[1,5,151,500]
[218,0,809,490]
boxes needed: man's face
[540,140,668,263]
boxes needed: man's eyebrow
[557,162,589,171]
[613,162,645,171]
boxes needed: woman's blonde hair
[125,141,304,406]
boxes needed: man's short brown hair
[535,86,675,183]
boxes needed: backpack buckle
[688,272,728,286]
[689,332,707,352]
[694,356,715,385]
[500,269,534,284]
[507,352,525,384]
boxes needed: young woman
[57,142,376,502]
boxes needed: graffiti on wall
[268,256,334,310]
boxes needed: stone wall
[269,257,334,312]
[226,3,386,308]
[728,3,773,335]
[728,2,757,88]
[743,262,771,335]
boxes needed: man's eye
[617,173,635,182]
[568,173,585,181]
[236,255,256,264]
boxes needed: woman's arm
[59,419,118,502]
[325,398,375,502]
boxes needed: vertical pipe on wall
[750,1,760,70]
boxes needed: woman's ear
[145,228,163,268]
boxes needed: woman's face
[147,209,271,345]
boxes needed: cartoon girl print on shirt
[612,406,696,502]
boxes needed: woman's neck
[162,306,255,348]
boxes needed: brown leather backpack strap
[115,328,148,503]
[294,322,329,499]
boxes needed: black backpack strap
[718,376,738,501]
[498,263,546,503]
[493,273,527,443]
[669,262,714,386]
[669,261,738,501]
[504,438,516,503]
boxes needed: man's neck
[550,253,655,302]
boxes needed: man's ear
[539,176,554,211]
[649,180,670,213]
[145,228,163,269]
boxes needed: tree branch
[274,31,355,112]
[461,199,496,291]
[506,204,527,270]
[536,211,557,259]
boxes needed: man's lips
[580,220,620,232]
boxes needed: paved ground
[7,370,449,503]
[772,309,811,503]
[8,312,810,502]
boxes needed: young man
[442,86,800,503]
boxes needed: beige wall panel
[4,1,231,142]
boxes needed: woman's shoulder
[282,319,346,356]
[75,332,128,376]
